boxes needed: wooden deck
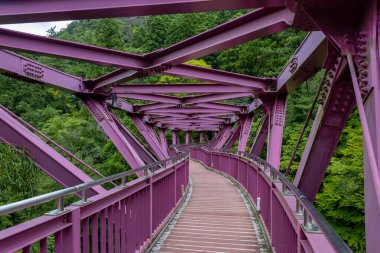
[159,160,261,253]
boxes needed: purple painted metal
[143,108,234,114]
[214,124,234,150]
[0,50,84,93]
[117,94,181,104]
[237,114,254,152]
[165,64,273,88]
[0,154,189,253]
[223,124,241,152]
[358,5,380,250]
[110,113,157,164]
[171,130,178,145]
[188,147,347,253]
[1,0,377,250]
[112,84,254,94]
[136,103,174,112]
[129,115,169,160]
[267,95,286,169]
[142,103,244,113]
[91,7,287,90]
[185,131,190,145]
[82,97,145,169]
[276,31,327,92]
[199,132,205,143]
[0,105,105,196]
[158,128,169,154]
[0,28,147,69]
[118,93,252,107]
[251,113,269,155]
[294,58,355,200]
[146,8,294,67]
[0,0,283,24]
[184,93,253,104]
[150,117,228,124]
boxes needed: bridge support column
[294,58,355,200]
[171,130,178,145]
[130,114,169,159]
[250,113,268,156]
[237,114,254,152]
[346,9,380,250]
[267,95,286,169]
[82,96,145,169]
[185,131,191,144]
[199,132,204,143]
[0,105,105,196]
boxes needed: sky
[0,21,72,36]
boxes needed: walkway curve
[152,160,269,253]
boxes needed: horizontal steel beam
[0,23,274,92]
[111,83,254,94]
[194,103,245,112]
[144,108,234,114]
[136,103,175,112]
[184,93,252,104]
[166,64,273,88]
[138,102,244,113]
[0,28,147,69]
[154,119,224,124]
[0,50,84,93]
[116,94,181,104]
[0,0,284,24]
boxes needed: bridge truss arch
[0,0,378,252]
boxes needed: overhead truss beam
[112,84,254,94]
[0,0,284,24]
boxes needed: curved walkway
[156,160,266,253]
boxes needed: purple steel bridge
[0,0,378,252]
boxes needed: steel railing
[0,151,188,216]
[184,145,351,253]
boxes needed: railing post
[296,199,304,218]
[62,208,81,253]
[174,158,177,204]
[149,169,153,235]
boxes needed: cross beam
[0,0,284,24]
[112,84,254,94]
[0,50,84,93]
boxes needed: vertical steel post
[267,95,286,169]
[185,131,190,144]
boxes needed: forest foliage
[0,10,365,251]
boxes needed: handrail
[192,147,351,253]
[0,152,188,216]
